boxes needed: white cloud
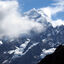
[51,19,64,27]
[39,0,64,27]
[40,1,64,18]
[40,7,51,18]
[0,0,44,38]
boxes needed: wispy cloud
[39,0,64,27]
[41,0,64,18]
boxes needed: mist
[0,0,44,38]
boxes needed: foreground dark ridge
[38,45,64,64]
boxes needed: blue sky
[0,0,64,36]
[18,0,64,21]
[19,0,55,12]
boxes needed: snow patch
[0,41,3,45]
[40,48,56,58]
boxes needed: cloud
[40,0,64,18]
[51,19,64,27]
[40,7,51,18]
[0,0,44,38]
[39,0,64,27]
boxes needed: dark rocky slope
[38,45,64,64]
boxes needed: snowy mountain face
[24,8,51,26]
[0,9,64,64]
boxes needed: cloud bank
[0,0,44,38]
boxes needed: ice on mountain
[40,48,56,58]
[48,42,55,47]
[2,60,8,64]
[42,39,47,43]
[11,42,38,59]
[8,50,14,54]
[43,48,56,54]
[0,41,3,45]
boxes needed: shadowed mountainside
[38,45,64,64]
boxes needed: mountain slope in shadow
[38,45,64,64]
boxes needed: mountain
[0,8,64,64]
[24,8,51,26]
[38,45,64,64]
